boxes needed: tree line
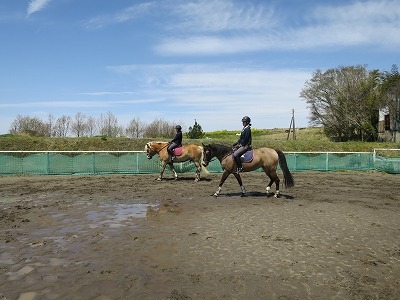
[9,112,205,139]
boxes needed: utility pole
[286,109,296,140]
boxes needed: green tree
[300,65,381,141]
[187,119,204,139]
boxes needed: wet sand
[1,171,400,299]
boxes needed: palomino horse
[202,143,294,197]
[145,141,204,181]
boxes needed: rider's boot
[234,156,243,173]
[167,150,175,162]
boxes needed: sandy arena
[0,171,399,300]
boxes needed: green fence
[0,150,399,175]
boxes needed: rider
[232,116,252,173]
[168,125,183,161]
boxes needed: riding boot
[234,156,243,173]
[167,151,175,162]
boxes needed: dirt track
[1,171,400,300]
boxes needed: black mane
[206,143,232,158]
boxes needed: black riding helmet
[241,116,251,123]
[175,125,182,130]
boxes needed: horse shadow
[161,177,213,182]
[221,191,295,200]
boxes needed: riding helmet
[241,116,251,123]
[175,125,182,130]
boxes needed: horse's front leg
[157,161,167,181]
[168,162,178,180]
[233,173,246,197]
[213,171,230,197]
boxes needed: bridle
[202,147,230,166]
[146,142,169,159]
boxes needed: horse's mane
[152,141,168,144]
[209,143,232,155]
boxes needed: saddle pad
[232,150,254,163]
[241,150,254,163]
[173,146,183,156]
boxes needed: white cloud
[27,0,52,16]
[154,0,400,55]
[84,2,154,29]
[170,0,276,32]
[102,63,312,130]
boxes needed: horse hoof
[156,178,162,181]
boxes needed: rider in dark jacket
[233,116,252,173]
[168,125,183,161]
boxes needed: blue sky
[0,0,399,134]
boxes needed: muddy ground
[0,170,399,300]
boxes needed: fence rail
[0,150,399,175]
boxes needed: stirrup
[236,167,243,174]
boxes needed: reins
[149,142,169,154]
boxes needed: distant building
[378,99,400,142]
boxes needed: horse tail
[275,149,294,188]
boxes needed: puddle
[87,203,158,228]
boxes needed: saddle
[232,150,254,163]
[173,146,183,156]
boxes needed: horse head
[202,143,212,167]
[145,142,156,159]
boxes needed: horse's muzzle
[147,154,152,159]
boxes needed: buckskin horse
[202,143,294,197]
[145,141,205,181]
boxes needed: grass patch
[0,127,399,152]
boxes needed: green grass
[0,127,399,152]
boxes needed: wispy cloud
[154,0,400,55]
[169,1,275,32]
[27,0,52,16]
[84,2,154,29]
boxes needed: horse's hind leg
[194,161,201,182]
[233,173,246,196]
[263,168,280,197]
[169,163,178,180]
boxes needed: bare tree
[144,118,175,138]
[9,114,48,136]
[47,114,55,137]
[98,112,122,137]
[53,115,71,137]
[71,112,87,137]
[126,117,146,138]
[86,116,97,136]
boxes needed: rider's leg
[168,143,177,161]
[233,148,244,173]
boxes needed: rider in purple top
[232,116,252,173]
